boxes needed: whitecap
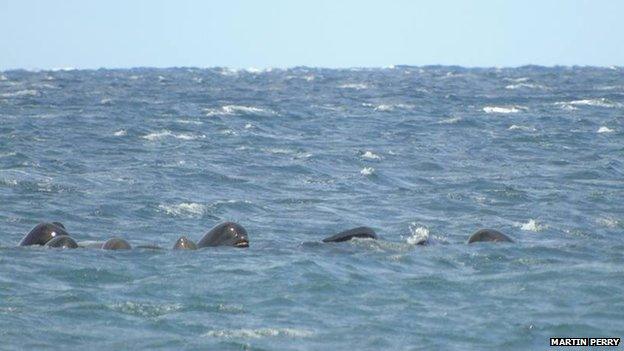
[205,328,313,339]
[373,103,413,112]
[0,74,8,81]
[406,224,429,245]
[555,98,621,109]
[176,119,203,125]
[142,130,205,141]
[245,67,273,74]
[508,125,536,131]
[217,68,240,76]
[505,83,548,90]
[597,126,614,133]
[113,129,127,137]
[244,123,253,129]
[1,89,39,98]
[361,151,381,160]
[505,77,530,83]
[204,105,275,117]
[100,98,113,105]
[439,116,462,124]
[483,106,523,114]
[263,148,292,155]
[158,202,207,217]
[517,219,545,232]
[339,83,369,90]
[360,167,375,175]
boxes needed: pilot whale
[44,235,78,248]
[19,222,69,246]
[467,229,513,243]
[173,236,198,250]
[322,226,378,243]
[197,222,249,248]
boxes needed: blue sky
[1,0,622,69]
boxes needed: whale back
[173,236,198,250]
[322,226,378,243]
[467,229,513,243]
[19,222,69,246]
[197,222,249,248]
[102,238,132,250]
[45,235,78,249]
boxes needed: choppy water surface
[0,66,623,350]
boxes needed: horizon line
[2,64,622,73]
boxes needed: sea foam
[205,328,313,339]
[158,202,207,217]
[483,106,523,114]
[204,105,275,117]
[142,130,205,141]
[597,126,614,133]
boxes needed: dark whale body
[19,222,69,246]
[173,236,197,250]
[197,222,249,248]
[467,229,513,243]
[102,238,131,250]
[322,226,378,243]
[45,235,78,248]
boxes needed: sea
[0,66,622,350]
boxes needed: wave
[439,116,463,124]
[204,105,275,117]
[204,328,313,339]
[516,219,545,232]
[339,83,369,90]
[371,103,414,112]
[483,106,524,114]
[109,301,183,317]
[360,167,375,175]
[406,224,429,245]
[175,119,203,125]
[1,89,39,98]
[0,74,7,81]
[555,98,621,109]
[361,151,381,160]
[508,125,536,132]
[597,126,614,133]
[505,77,530,83]
[505,83,548,90]
[158,202,207,217]
[142,130,205,141]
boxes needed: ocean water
[0,66,622,350]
